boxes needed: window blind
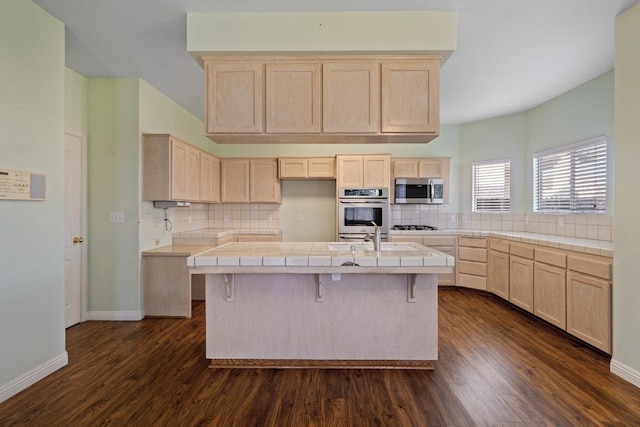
[472,159,511,212]
[533,136,607,212]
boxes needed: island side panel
[205,273,437,361]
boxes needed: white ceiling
[32,0,640,125]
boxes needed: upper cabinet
[203,55,440,144]
[206,62,263,134]
[337,155,390,188]
[220,158,281,203]
[265,63,322,133]
[381,61,439,133]
[278,157,336,180]
[143,134,219,203]
[322,61,380,133]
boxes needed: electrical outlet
[558,217,564,227]
[298,214,304,222]
[188,215,192,223]
[450,214,456,223]
[332,273,341,281]
[154,217,161,228]
[109,212,124,223]
[267,214,273,222]
[463,215,469,223]
[224,214,229,222]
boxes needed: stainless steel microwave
[394,178,444,204]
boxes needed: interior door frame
[66,130,89,324]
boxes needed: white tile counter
[188,241,454,274]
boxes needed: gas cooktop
[392,224,438,231]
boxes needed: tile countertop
[391,229,613,257]
[142,245,213,257]
[187,241,455,273]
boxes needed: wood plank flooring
[2,288,640,426]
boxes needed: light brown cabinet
[381,60,439,133]
[323,61,380,133]
[457,236,487,290]
[265,62,321,133]
[143,134,218,203]
[488,238,510,300]
[202,55,440,144]
[278,157,336,180]
[391,157,451,204]
[533,247,567,329]
[566,253,612,353]
[509,255,534,313]
[220,158,281,203]
[199,151,220,203]
[205,62,263,134]
[336,155,390,188]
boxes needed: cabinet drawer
[567,255,612,280]
[489,238,509,253]
[390,236,423,244]
[535,248,566,268]
[510,243,534,259]
[458,273,487,290]
[423,236,456,246]
[458,236,487,248]
[458,260,487,276]
[458,247,487,262]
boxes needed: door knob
[73,237,84,243]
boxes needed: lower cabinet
[488,249,509,300]
[566,271,611,353]
[457,236,487,290]
[509,255,534,313]
[534,261,567,330]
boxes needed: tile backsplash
[171,203,281,233]
[391,205,613,242]
[172,203,613,242]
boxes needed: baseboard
[610,358,640,389]
[0,352,68,403]
[87,310,143,321]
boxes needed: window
[533,136,607,213]
[472,159,511,212]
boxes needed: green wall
[0,0,66,390]
[613,2,640,385]
[457,70,614,214]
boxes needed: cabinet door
[509,255,534,313]
[418,159,443,178]
[266,63,321,133]
[308,158,335,179]
[250,159,281,203]
[337,156,364,188]
[200,152,220,202]
[221,159,250,203]
[566,271,611,353]
[186,146,201,201]
[363,155,390,188]
[534,262,566,329]
[488,250,510,300]
[381,60,439,133]
[392,159,419,178]
[170,138,189,200]
[323,61,379,133]
[278,158,308,179]
[206,62,263,134]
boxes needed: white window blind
[533,136,607,213]
[472,159,511,212]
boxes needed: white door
[65,132,86,328]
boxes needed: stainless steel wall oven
[337,188,389,242]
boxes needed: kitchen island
[188,241,454,369]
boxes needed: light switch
[109,212,124,223]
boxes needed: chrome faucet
[364,221,381,252]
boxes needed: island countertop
[187,241,455,274]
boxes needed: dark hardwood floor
[2,287,640,426]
